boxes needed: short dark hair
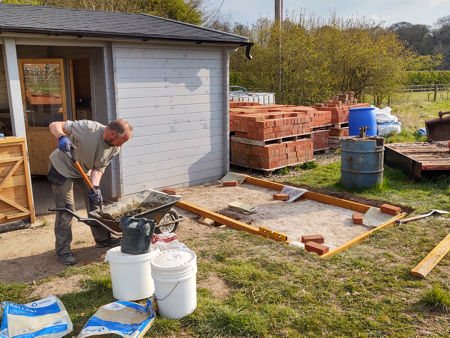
[106,120,132,138]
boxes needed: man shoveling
[48,119,132,265]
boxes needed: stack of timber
[314,91,370,150]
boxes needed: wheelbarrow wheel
[155,209,179,234]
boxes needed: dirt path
[0,208,212,286]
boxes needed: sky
[205,0,450,27]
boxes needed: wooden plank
[117,102,223,119]
[410,234,450,278]
[20,138,34,224]
[321,213,406,258]
[117,85,223,100]
[0,159,22,189]
[118,93,222,110]
[176,200,267,238]
[116,68,223,80]
[243,176,370,213]
[0,175,26,189]
[0,194,30,214]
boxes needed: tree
[389,22,434,55]
[3,0,204,25]
[230,15,412,106]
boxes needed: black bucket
[120,217,156,255]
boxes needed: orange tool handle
[74,161,94,191]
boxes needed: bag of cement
[0,295,72,338]
[77,300,155,338]
[151,233,187,251]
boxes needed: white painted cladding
[113,43,226,195]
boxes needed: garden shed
[0,3,251,202]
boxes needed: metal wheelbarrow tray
[50,189,183,234]
[89,189,183,232]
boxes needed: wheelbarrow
[49,189,184,235]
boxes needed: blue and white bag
[0,295,72,338]
[77,300,155,338]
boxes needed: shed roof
[0,3,249,46]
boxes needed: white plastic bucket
[150,248,197,319]
[105,246,159,301]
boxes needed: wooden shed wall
[112,43,226,195]
[0,51,9,110]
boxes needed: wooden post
[2,38,26,137]
[433,83,437,102]
[411,234,450,278]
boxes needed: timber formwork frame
[176,176,406,258]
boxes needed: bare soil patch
[30,274,84,299]
[197,272,231,300]
[0,208,213,285]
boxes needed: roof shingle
[0,3,249,45]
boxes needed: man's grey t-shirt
[49,120,120,178]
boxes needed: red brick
[223,181,238,187]
[380,204,401,215]
[273,193,289,201]
[305,241,329,255]
[352,213,364,225]
[162,187,177,195]
[301,234,324,244]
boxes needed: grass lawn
[0,97,448,336]
[1,162,448,336]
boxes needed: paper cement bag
[0,295,72,338]
[77,300,155,338]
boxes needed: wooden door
[18,59,67,175]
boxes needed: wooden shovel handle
[74,161,94,190]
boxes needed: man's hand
[88,186,103,211]
[58,136,74,153]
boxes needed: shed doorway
[18,58,92,175]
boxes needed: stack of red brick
[229,93,370,170]
[231,138,313,169]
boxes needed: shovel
[62,146,103,212]
[396,209,449,224]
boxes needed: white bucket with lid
[105,246,159,301]
[150,248,197,319]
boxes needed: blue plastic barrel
[348,107,377,136]
[341,137,384,190]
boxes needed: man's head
[103,120,132,147]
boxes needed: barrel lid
[105,246,159,263]
[150,248,196,270]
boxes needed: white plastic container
[105,246,159,301]
[150,248,197,319]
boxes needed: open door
[18,59,67,175]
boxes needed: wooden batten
[410,234,450,278]
[0,137,35,226]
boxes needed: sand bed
[177,183,370,249]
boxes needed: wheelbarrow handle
[156,215,184,228]
[48,208,121,236]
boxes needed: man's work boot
[95,237,121,248]
[58,253,76,266]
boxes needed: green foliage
[420,285,450,312]
[274,167,291,175]
[300,161,318,170]
[231,15,412,106]
[8,0,204,24]
[407,70,450,85]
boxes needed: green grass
[1,97,449,336]
[378,92,450,132]
[420,285,450,313]
[283,161,450,213]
